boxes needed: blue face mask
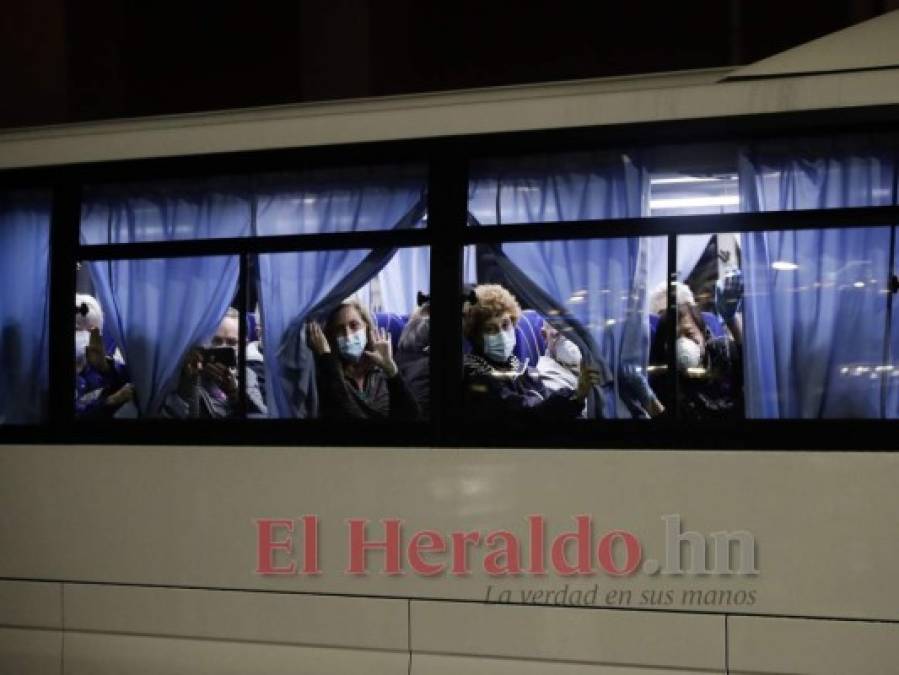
[482,327,516,363]
[337,328,367,362]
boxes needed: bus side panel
[0,445,897,621]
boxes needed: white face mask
[482,327,516,363]
[552,337,582,368]
[75,330,90,371]
[676,336,702,371]
[336,327,367,362]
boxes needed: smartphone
[202,346,237,368]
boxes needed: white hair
[75,294,104,332]
[649,282,695,315]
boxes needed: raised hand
[177,348,203,399]
[575,365,603,400]
[205,361,237,398]
[715,269,744,323]
[307,321,331,355]
[85,327,109,372]
[363,326,398,377]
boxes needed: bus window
[469,150,645,226]
[649,234,745,422]
[81,165,426,245]
[257,246,429,421]
[75,256,249,420]
[462,238,667,421]
[650,227,899,420]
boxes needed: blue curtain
[373,246,430,315]
[739,135,898,418]
[890,233,899,417]
[255,177,426,418]
[469,151,653,418]
[253,167,426,236]
[88,257,239,417]
[81,178,253,244]
[0,191,51,424]
[82,183,248,416]
[469,151,646,225]
[258,249,372,418]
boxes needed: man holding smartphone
[161,308,267,418]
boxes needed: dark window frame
[1,106,899,450]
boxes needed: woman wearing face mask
[649,282,743,421]
[308,299,420,421]
[462,284,601,421]
[537,323,590,418]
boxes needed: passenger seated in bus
[649,276,744,420]
[75,294,133,418]
[462,284,601,420]
[308,299,420,421]
[246,305,266,410]
[395,300,430,419]
[161,307,267,419]
[536,322,587,417]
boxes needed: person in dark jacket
[308,299,420,421]
[648,277,744,421]
[395,302,430,419]
[462,284,601,421]
[161,308,267,419]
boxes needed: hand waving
[362,327,398,377]
[307,321,331,355]
[575,365,603,400]
[85,328,109,373]
[715,269,744,323]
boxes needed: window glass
[470,134,897,226]
[0,191,51,425]
[469,151,646,225]
[81,165,427,244]
[462,237,667,421]
[739,134,897,212]
[81,177,254,245]
[647,142,739,217]
[650,227,898,420]
[648,173,739,216]
[254,166,426,237]
[257,246,429,420]
[76,255,243,419]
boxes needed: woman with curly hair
[462,284,601,420]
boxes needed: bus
[2,11,899,674]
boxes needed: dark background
[2,0,898,129]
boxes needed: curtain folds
[88,256,240,417]
[256,191,426,418]
[0,191,51,424]
[468,151,653,418]
[739,134,899,418]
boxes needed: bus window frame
[1,106,899,450]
